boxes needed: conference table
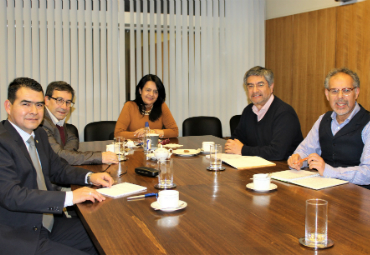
[75,136,370,254]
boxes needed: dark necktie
[27,136,54,232]
[56,125,66,145]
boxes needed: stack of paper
[220,153,276,170]
[97,182,147,198]
[271,170,348,190]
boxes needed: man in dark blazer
[0,77,113,254]
[42,81,118,165]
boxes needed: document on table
[97,182,147,198]
[271,169,348,190]
[219,153,276,170]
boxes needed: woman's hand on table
[134,128,146,137]
[134,128,164,138]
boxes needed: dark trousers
[35,214,98,255]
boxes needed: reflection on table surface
[74,135,370,255]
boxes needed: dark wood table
[75,136,370,254]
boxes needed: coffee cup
[145,133,159,150]
[253,173,271,191]
[157,190,179,209]
[202,141,215,153]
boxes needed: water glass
[157,159,174,189]
[305,199,328,247]
[114,136,126,161]
[209,144,222,170]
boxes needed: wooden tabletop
[74,136,370,255]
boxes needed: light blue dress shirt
[293,103,370,185]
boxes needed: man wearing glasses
[288,68,370,188]
[42,81,118,165]
[0,77,112,254]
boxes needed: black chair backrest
[182,116,223,138]
[84,121,116,141]
[66,123,79,140]
[229,115,241,135]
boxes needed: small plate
[163,144,183,149]
[246,183,277,192]
[172,149,201,157]
[151,200,187,212]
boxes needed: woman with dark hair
[114,74,178,139]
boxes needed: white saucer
[246,183,277,192]
[145,153,157,160]
[151,200,187,212]
[172,149,201,157]
[163,144,183,149]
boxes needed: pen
[127,193,157,200]
[296,157,308,165]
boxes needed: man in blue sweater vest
[225,66,303,160]
[288,68,370,188]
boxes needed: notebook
[219,153,276,170]
[97,182,147,198]
[271,169,348,190]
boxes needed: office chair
[66,123,79,140]
[182,116,223,138]
[229,115,241,135]
[84,121,116,141]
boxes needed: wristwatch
[86,172,93,185]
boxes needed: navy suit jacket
[0,120,89,255]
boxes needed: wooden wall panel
[266,1,370,137]
[336,1,370,111]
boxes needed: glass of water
[114,136,126,161]
[305,199,328,247]
[155,159,175,189]
[209,144,222,170]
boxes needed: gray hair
[243,66,274,87]
[324,68,360,89]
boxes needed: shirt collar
[252,94,275,121]
[8,120,35,146]
[330,102,360,125]
[46,106,65,126]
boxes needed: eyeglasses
[49,96,74,107]
[326,87,355,96]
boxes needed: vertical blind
[0,0,265,139]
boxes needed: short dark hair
[134,74,166,122]
[324,68,360,89]
[244,66,274,87]
[8,77,44,103]
[45,81,75,100]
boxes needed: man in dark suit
[42,81,118,165]
[0,77,113,254]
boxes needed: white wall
[266,0,364,19]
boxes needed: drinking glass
[209,144,222,170]
[114,136,126,161]
[305,199,328,247]
[155,159,175,189]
